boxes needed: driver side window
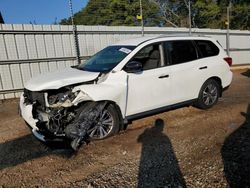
[131,44,161,71]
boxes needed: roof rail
[157,33,211,38]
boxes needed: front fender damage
[25,98,110,151]
[65,101,108,150]
[46,90,93,108]
[21,71,127,151]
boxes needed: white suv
[19,36,233,150]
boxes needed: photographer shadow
[0,134,73,170]
[221,103,250,187]
[137,119,186,188]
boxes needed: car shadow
[241,69,250,78]
[0,134,74,170]
[137,119,187,188]
[221,103,250,187]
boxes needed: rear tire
[195,79,220,109]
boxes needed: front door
[125,43,173,116]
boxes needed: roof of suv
[112,35,213,46]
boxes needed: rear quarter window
[195,40,219,58]
[164,40,198,65]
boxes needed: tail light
[224,57,232,66]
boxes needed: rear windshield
[195,40,219,58]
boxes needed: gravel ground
[0,69,249,188]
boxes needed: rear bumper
[222,70,233,89]
[222,85,230,92]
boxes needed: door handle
[199,66,207,70]
[158,74,169,79]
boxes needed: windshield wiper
[71,65,89,71]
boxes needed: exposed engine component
[32,106,76,139]
[46,108,75,135]
[31,99,108,150]
[24,84,110,151]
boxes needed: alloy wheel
[88,109,114,139]
[202,83,218,106]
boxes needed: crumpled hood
[25,67,99,91]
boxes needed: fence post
[226,3,232,56]
[68,0,81,65]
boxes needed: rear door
[164,40,203,103]
[194,40,221,81]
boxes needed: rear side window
[195,40,219,58]
[164,40,197,65]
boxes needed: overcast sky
[0,0,88,24]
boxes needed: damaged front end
[20,87,109,150]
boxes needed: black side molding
[199,66,207,70]
[158,75,169,79]
[125,99,196,122]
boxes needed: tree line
[60,0,250,30]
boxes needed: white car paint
[72,71,128,117]
[25,67,99,91]
[19,94,38,129]
[126,66,173,116]
[20,35,233,132]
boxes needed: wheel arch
[194,76,221,109]
[205,76,223,97]
[77,99,125,132]
[101,100,125,131]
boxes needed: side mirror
[124,61,142,73]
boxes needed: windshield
[78,45,136,72]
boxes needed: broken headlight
[47,89,80,106]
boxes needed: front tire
[87,103,120,140]
[195,79,220,109]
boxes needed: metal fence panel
[0,24,250,99]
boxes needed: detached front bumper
[19,93,63,143]
[19,93,39,130]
